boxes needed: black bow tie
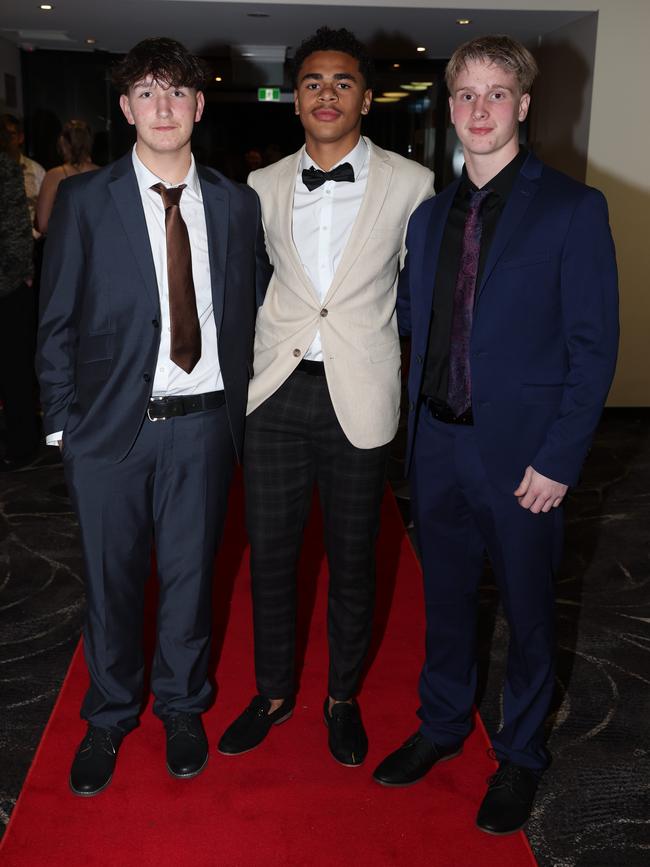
[301,162,355,191]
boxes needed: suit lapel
[324,140,392,305]
[276,149,317,298]
[198,165,229,334]
[108,154,159,309]
[476,153,543,301]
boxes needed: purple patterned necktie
[446,188,492,417]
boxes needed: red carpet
[0,477,536,867]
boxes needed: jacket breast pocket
[500,252,551,270]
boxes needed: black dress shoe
[69,725,122,797]
[323,698,368,767]
[164,713,208,778]
[372,732,462,786]
[476,761,541,835]
[217,695,295,756]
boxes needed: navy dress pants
[63,406,234,734]
[411,407,562,771]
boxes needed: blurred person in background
[0,113,45,235]
[0,124,39,471]
[36,119,98,234]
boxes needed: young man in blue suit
[373,36,618,833]
[37,38,269,796]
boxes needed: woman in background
[36,119,98,234]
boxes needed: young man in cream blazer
[219,27,434,767]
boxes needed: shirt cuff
[46,431,63,446]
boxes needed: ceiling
[1,1,590,59]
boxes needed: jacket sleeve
[531,187,620,485]
[36,181,84,436]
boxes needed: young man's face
[120,78,204,160]
[449,59,529,162]
[294,50,371,152]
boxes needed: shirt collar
[461,148,527,202]
[131,145,202,200]
[299,136,368,178]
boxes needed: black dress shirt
[421,149,527,406]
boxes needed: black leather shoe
[323,698,368,767]
[372,732,462,786]
[69,725,122,797]
[217,695,295,756]
[476,761,541,835]
[164,713,208,778]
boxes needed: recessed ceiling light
[374,97,399,104]
[214,76,222,82]
[85,37,96,45]
[400,84,427,92]
[416,46,426,53]
[392,63,400,69]
[383,92,409,99]
[411,81,433,87]
[40,3,53,9]
[457,19,472,26]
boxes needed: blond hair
[445,35,539,95]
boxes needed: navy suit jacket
[398,152,619,492]
[37,152,270,463]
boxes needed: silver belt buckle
[147,398,167,422]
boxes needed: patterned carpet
[1,409,649,865]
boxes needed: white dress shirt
[293,138,368,361]
[46,147,221,445]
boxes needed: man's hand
[514,466,568,513]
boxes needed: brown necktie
[151,183,201,373]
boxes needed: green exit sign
[258,87,281,102]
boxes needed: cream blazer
[247,137,434,449]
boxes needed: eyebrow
[456,84,514,93]
[300,72,357,83]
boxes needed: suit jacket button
[152,319,160,328]
[409,401,415,411]
[416,354,423,364]
[293,348,301,357]
[320,308,328,317]
[143,373,151,383]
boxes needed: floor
[1,409,649,865]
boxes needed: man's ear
[119,93,135,126]
[194,91,205,123]
[361,89,372,115]
[518,92,531,122]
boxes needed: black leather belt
[422,395,474,426]
[297,359,326,376]
[147,390,225,422]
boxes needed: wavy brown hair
[112,36,206,94]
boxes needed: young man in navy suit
[373,36,618,833]
[37,38,268,796]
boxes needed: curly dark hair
[291,27,374,89]
[112,37,206,94]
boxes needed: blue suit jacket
[37,152,270,463]
[398,152,619,491]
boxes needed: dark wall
[21,48,448,180]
